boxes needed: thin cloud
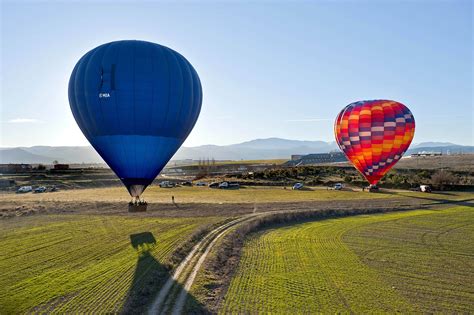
[6,118,43,124]
[285,118,332,122]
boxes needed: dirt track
[148,215,259,315]
[1,192,470,220]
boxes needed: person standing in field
[172,195,179,208]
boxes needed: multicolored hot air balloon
[69,40,202,199]
[334,100,415,186]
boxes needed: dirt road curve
[147,214,261,315]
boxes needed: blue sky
[1,0,472,147]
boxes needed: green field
[0,214,222,313]
[1,187,472,313]
[222,206,474,313]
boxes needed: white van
[17,186,33,193]
[420,185,432,193]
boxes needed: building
[411,152,442,157]
[285,152,347,166]
[0,164,33,173]
[0,179,15,188]
[291,155,303,161]
[53,164,70,170]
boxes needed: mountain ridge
[0,138,472,164]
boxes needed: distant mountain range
[173,138,338,161]
[0,138,473,164]
[0,146,102,164]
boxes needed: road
[147,214,261,315]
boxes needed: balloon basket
[129,203,147,212]
[366,185,380,193]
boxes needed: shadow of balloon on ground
[121,232,209,314]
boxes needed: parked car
[159,181,174,188]
[181,181,193,187]
[34,186,47,193]
[209,182,220,189]
[219,181,229,189]
[17,186,33,193]
[50,186,58,192]
[219,182,240,190]
[228,182,240,189]
[292,183,304,190]
[420,185,432,193]
[195,182,207,187]
[334,183,343,190]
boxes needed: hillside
[173,138,339,160]
[0,148,56,164]
[0,139,472,164]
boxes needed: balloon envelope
[334,100,415,185]
[68,40,202,197]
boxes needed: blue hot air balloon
[68,40,202,198]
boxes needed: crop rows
[222,206,473,313]
[343,206,474,313]
[0,214,221,313]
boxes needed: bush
[431,170,459,190]
[417,170,432,179]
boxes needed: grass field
[0,214,222,313]
[1,185,470,204]
[221,206,474,313]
